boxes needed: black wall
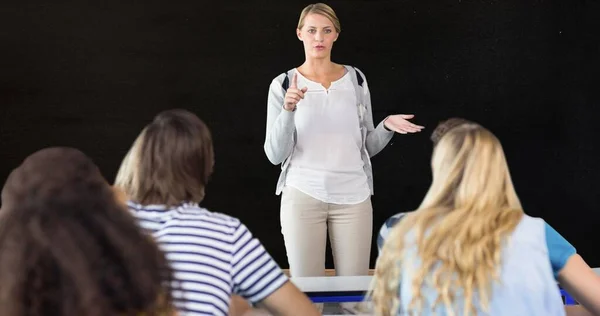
[1,0,599,268]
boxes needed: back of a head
[115,109,214,206]
[0,147,174,316]
[430,117,473,147]
[426,123,522,211]
[372,124,524,315]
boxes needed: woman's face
[297,13,339,59]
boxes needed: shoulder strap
[282,73,289,91]
[348,66,365,103]
[347,66,366,124]
[354,67,364,87]
[281,69,296,91]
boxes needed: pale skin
[227,282,320,316]
[559,254,600,316]
[283,13,425,135]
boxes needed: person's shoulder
[385,212,409,227]
[377,212,410,250]
[508,214,545,241]
[342,64,367,78]
[378,212,409,237]
[269,69,295,94]
[271,68,296,84]
[521,215,577,277]
[272,72,287,83]
[518,214,544,227]
[128,201,243,229]
[177,203,243,226]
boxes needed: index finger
[291,73,298,89]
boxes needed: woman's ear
[296,28,303,41]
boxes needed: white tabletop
[292,268,600,293]
[291,275,372,292]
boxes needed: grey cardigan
[264,65,394,195]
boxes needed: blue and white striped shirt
[128,202,288,316]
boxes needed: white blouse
[284,69,370,205]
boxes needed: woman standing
[264,2,424,283]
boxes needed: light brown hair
[115,109,214,206]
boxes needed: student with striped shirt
[115,109,319,316]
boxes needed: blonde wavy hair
[370,123,524,316]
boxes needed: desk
[291,268,600,305]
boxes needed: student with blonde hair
[371,123,579,315]
[377,117,600,315]
[115,109,319,316]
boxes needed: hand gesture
[384,114,424,134]
[284,73,308,111]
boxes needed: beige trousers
[280,186,373,278]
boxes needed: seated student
[0,147,176,316]
[375,118,600,315]
[114,109,320,316]
[371,123,570,315]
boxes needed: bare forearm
[558,255,600,315]
[257,281,320,316]
[565,305,597,316]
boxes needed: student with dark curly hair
[0,147,176,316]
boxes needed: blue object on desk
[307,288,578,305]
[308,291,365,303]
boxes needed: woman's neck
[299,57,338,76]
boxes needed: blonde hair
[370,124,524,316]
[114,109,214,207]
[298,3,341,33]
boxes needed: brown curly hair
[0,147,175,316]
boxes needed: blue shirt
[388,214,568,315]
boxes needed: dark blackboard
[1,0,599,268]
